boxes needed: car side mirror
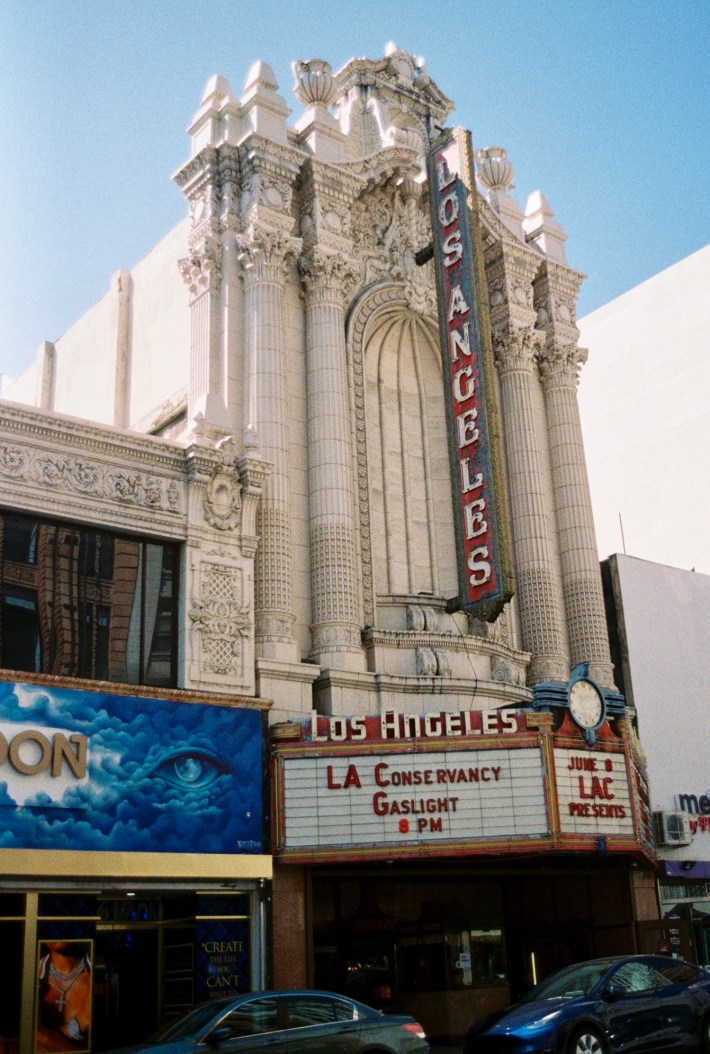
[604,983,624,1000]
[205,1026,233,1047]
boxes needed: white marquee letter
[468,546,492,586]
[457,408,479,448]
[449,323,471,362]
[460,459,483,494]
[447,285,470,322]
[442,231,463,267]
[464,498,487,540]
[453,365,475,402]
[438,192,459,228]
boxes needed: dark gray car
[105,990,429,1053]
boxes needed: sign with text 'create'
[426,128,514,619]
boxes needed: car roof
[201,989,371,1007]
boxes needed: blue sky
[1,0,708,382]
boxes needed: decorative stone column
[175,147,232,442]
[535,264,615,686]
[239,229,299,661]
[493,325,570,684]
[484,235,570,683]
[300,249,364,670]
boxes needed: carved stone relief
[204,467,242,531]
[0,441,181,515]
[189,561,251,679]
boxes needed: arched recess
[347,283,458,628]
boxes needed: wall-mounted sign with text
[426,127,514,620]
[272,708,653,865]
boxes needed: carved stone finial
[398,172,422,202]
[476,147,515,195]
[292,59,337,109]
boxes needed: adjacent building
[577,244,710,576]
[603,554,710,964]
[1,45,660,1050]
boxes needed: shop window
[0,512,178,688]
[400,924,506,990]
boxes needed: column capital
[178,234,223,299]
[300,248,359,308]
[238,228,301,284]
[492,323,545,373]
[538,341,588,386]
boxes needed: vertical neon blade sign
[426,128,514,619]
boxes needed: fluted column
[301,250,364,670]
[534,262,614,687]
[539,343,615,686]
[175,146,233,442]
[494,326,569,683]
[240,230,298,660]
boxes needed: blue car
[463,954,710,1054]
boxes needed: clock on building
[568,677,605,731]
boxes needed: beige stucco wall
[129,218,191,426]
[3,218,191,429]
[578,244,710,575]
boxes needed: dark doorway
[93,930,159,1050]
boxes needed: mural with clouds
[0,681,264,854]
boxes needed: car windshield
[150,1002,224,1042]
[521,959,619,1002]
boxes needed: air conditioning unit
[653,811,693,847]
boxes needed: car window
[651,958,702,985]
[522,960,615,1000]
[153,1002,221,1041]
[609,962,657,993]
[286,995,357,1028]
[332,997,358,1022]
[218,997,281,1037]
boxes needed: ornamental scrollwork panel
[0,444,181,514]
[189,562,251,678]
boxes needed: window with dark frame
[0,511,179,688]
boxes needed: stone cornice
[0,403,185,536]
[478,196,530,250]
[340,145,420,192]
[361,625,529,663]
[238,133,306,177]
[333,54,454,127]
[0,401,186,472]
[172,145,221,196]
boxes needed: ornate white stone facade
[2,44,614,720]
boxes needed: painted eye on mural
[149,749,231,789]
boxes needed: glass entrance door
[92,929,160,1051]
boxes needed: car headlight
[525,1009,564,1031]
